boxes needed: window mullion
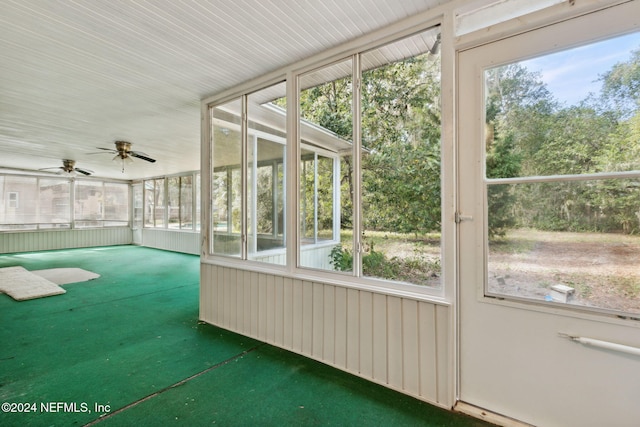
[250,133,258,256]
[313,152,318,244]
[241,95,248,260]
[163,178,168,229]
[226,169,232,233]
[352,53,363,278]
[70,179,76,229]
[272,161,278,238]
[178,177,182,229]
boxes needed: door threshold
[454,401,534,427]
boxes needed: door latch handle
[454,212,473,223]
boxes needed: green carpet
[0,245,490,426]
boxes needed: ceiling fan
[39,159,93,176]
[93,141,156,172]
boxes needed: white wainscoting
[141,228,200,255]
[200,263,452,408]
[0,227,132,254]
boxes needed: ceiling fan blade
[88,149,116,155]
[75,168,93,176]
[130,151,156,163]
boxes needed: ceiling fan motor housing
[62,159,76,172]
[115,141,132,153]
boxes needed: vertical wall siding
[0,228,132,254]
[200,263,451,408]
[141,229,200,255]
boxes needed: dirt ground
[488,229,640,314]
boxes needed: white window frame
[8,192,18,208]
[203,21,449,299]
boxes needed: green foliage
[329,244,353,271]
[329,241,441,286]
[361,53,442,235]
[601,47,640,116]
[300,51,442,237]
[486,47,640,237]
[315,40,640,267]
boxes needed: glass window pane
[484,31,640,315]
[144,180,154,227]
[133,184,143,228]
[104,182,128,226]
[180,175,193,229]
[144,179,165,228]
[360,28,442,287]
[317,155,335,240]
[75,180,103,228]
[247,82,287,265]
[212,98,242,257]
[298,58,353,272]
[39,179,70,227]
[485,32,640,178]
[487,180,640,315]
[167,177,180,229]
[153,178,165,228]
[0,176,38,230]
[300,150,315,241]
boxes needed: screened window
[75,180,128,227]
[296,27,442,287]
[103,182,129,226]
[167,175,195,230]
[211,97,242,256]
[144,178,165,228]
[75,181,103,228]
[133,184,143,228]
[484,31,640,315]
[207,27,443,290]
[180,175,193,229]
[298,58,352,272]
[211,82,288,265]
[0,176,38,230]
[1,175,129,230]
[359,31,442,287]
[38,179,71,228]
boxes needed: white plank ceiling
[0,0,448,180]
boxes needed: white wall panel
[0,228,132,253]
[419,302,438,402]
[372,293,388,383]
[282,277,294,349]
[346,288,360,373]
[359,291,373,378]
[387,296,404,388]
[200,263,452,408]
[141,229,200,255]
[322,285,335,363]
[403,299,420,395]
[334,286,348,370]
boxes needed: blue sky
[519,32,640,105]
